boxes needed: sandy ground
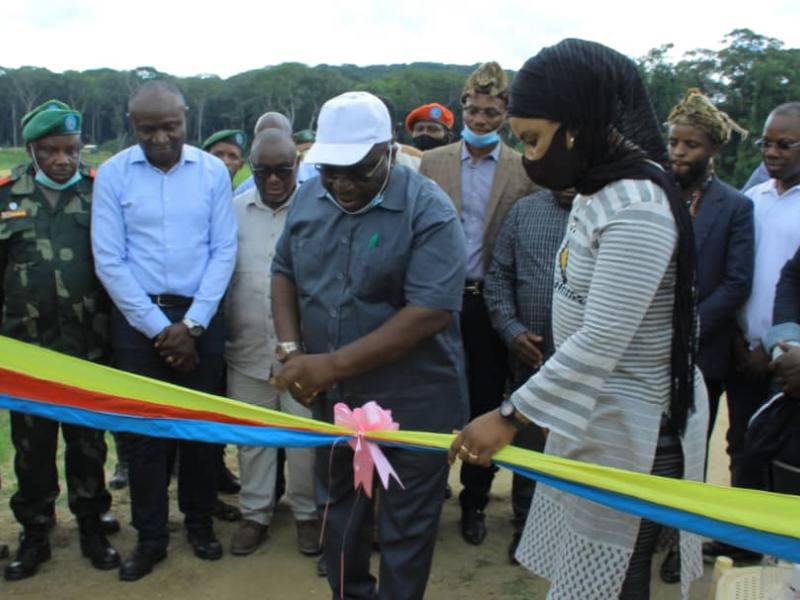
[0,402,732,599]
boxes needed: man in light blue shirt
[92,81,237,581]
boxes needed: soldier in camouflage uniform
[0,100,121,581]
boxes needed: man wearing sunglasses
[704,102,800,565]
[419,61,537,547]
[224,129,321,559]
[271,91,467,600]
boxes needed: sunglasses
[755,138,800,152]
[316,151,389,183]
[249,162,296,181]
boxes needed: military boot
[79,518,120,570]
[4,528,51,581]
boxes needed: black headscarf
[510,39,697,435]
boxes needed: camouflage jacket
[0,163,110,361]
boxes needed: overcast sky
[3,0,798,78]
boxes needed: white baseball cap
[304,91,392,166]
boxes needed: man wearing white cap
[272,91,468,599]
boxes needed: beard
[672,157,711,188]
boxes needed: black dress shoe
[100,511,121,535]
[317,556,328,577]
[80,532,120,570]
[659,549,680,584]
[4,533,51,581]
[460,508,487,545]
[119,544,167,582]
[109,463,128,490]
[702,540,762,565]
[187,529,223,560]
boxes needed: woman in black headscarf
[449,39,708,599]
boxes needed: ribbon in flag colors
[0,335,799,562]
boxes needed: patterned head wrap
[462,62,509,103]
[666,89,747,146]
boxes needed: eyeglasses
[755,138,800,152]
[249,163,296,181]
[316,151,389,183]
[462,106,505,120]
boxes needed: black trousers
[724,370,771,490]
[618,421,683,600]
[459,291,509,511]
[316,444,448,600]
[9,412,111,531]
[111,306,224,548]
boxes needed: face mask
[521,125,583,191]
[461,126,500,148]
[31,151,82,191]
[324,150,392,215]
[412,134,448,151]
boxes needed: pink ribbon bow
[333,401,404,498]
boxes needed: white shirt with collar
[225,186,294,378]
[741,179,800,346]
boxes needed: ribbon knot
[333,401,404,498]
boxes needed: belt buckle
[152,294,167,307]
[464,283,481,296]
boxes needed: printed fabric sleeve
[484,203,528,347]
[184,169,237,328]
[91,163,171,338]
[510,206,677,439]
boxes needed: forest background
[0,29,798,188]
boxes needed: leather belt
[463,280,483,296]
[149,294,193,308]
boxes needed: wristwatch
[276,341,301,363]
[181,317,204,338]
[499,398,529,430]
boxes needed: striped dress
[512,179,708,599]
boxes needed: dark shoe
[109,463,128,490]
[218,465,241,495]
[296,519,322,556]
[100,511,121,535]
[119,544,167,582]
[212,499,242,522]
[4,533,51,581]
[187,529,223,560]
[508,532,521,565]
[659,549,680,584]
[230,520,268,556]
[80,532,120,570]
[460,507,487,545]
[702,541,762,565]
[317,556,328,577]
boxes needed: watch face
[500,400,514,418]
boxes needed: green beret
[294,129,315,144]
[22,99,82,143]
[202,129,247,152]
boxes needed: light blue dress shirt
[460,142,500,280]
[233,160,317,196]
[92,144,237,338]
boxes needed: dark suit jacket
[773,246,800,326]
[695,175,754,381]
[419,141,538,270]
